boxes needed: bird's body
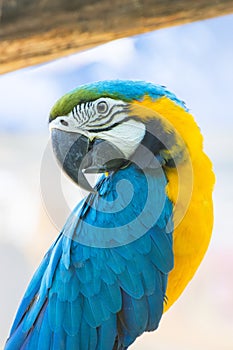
[5,80,215,349]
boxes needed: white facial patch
[49,114,89,137]
[49,98,146,159]
[49,98,127,134]
[91,119,146,158]
[69,97,128,130]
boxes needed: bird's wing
[5,164,174,350]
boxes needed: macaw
[5,80,215,350]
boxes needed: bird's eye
[97,101,108,114]
[60,119,69,126]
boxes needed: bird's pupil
[97,101,108,113]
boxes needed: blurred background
[0,12,233,349]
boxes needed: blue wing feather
[5,163,173,349]
[96,315,117,350]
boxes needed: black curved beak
[51,129,128,192]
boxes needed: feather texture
[5,163,173,349]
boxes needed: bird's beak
[51,129,128,192]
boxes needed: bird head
[49,80,188,192]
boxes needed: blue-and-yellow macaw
[5,80,215,349]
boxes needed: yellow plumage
[130,96,215,311]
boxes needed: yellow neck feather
[131,96,215,310]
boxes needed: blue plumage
[5,163,174,350]
[70,80,188,111]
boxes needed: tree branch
[1,0,233,74]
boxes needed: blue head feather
[50,80,187,120]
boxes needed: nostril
[60,119,69,126]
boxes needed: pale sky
[0,14,232,133]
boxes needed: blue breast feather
[5,164,174,350]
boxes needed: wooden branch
[1,0,233,74]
